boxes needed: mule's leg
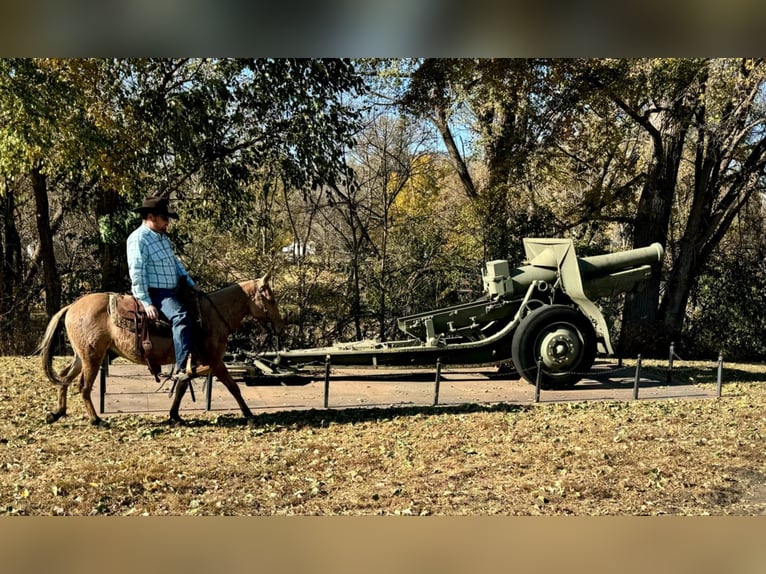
[168,376,190,425]
[46,384,69,424]
[46,356,80,423]
[212,365,255,423]
[80,359,107,426]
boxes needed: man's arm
[174,257,196,288]
[127,235,153,309]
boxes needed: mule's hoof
[246,416,259,427]
[167,416,187,427]
[45,411,62,424]
[91,417,109,428]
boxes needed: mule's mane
[239,278,260,298]
[206,279,258,308]
[208,279,259,299]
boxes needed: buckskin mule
[38,274,283,426]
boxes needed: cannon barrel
[578,242,664,278]
[484,242,664,299]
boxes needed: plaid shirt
[126,224,195,308]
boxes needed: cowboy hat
[133,196,179,219]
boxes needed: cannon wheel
[511,304,597,389]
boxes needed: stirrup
[185,355,211,378]
[168,371,195,402]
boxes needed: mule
[38,274,283,426]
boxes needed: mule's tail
[38,305,81,386]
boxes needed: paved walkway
[95,360,717,419]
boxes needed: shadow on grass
[152,401,530,431]
[638,365,766,385]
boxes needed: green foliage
[3,57,766,361]
[685,232,766,361]
[0,59,116,183]
[113,58,365,207]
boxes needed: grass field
[1,356,765,515]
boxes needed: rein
[199,290,237,334]
[200,281,279,346]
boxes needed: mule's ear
[260,271,271,286]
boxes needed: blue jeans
[149,288,191,372]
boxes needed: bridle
[253,282,282,350]
[196,280,281,350]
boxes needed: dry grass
[2,356,766,515]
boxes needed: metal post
[633,354,642,400]
[433,358,442,406]
[323,355,331,409]
[716,353,723,398]
[667,342,674,384]
[204,373,213,411]
[534,357,542,403]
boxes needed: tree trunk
[347,204,363,341]
[0,188,29,352]
[350,256,362,341]
[658,125,715,347]
[3,188,22,293]
[433,105,477,200]
[30,167,62,317]
[97,188,129,292]
[659,122,766,348]
[619,125,687,357]
[435,103,522,261]
[377,218,388,342]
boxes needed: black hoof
[90,417,109,428]
[167,416,187,427]
[46,411,63,424]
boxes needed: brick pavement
[94,360,717,420]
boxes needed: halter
[254,283,274,320]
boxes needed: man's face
[147,213,170,234]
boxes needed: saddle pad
[108,293,139,330]
[107,293,171,333]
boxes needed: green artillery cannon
[258,238,663,389]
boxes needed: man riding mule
[126,196,206,386]
[39,275,283,426]
[38,196,284,426]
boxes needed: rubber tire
[511,305,597,389]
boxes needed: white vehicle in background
[281,240,316,258]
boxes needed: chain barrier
[289,341,729,410]
[314,346,725,410]
[234,342,726,410]
[94,342,726,415]
[526,342,725,403]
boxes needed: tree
[575,59,766,355]
[0,59,102,318]
[684,197,766,360]
[99,59,366,287]
[0,58,365,307]
[396,58,573,263]
[390,58,766,357]
[271,112,473,348]
[659,59,766,345]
